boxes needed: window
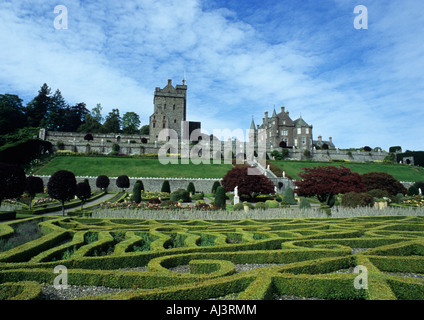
[305,128,309,134]
[174,119,177,123]
[153,123,156,128]
[302,137,306,144]
[282,129,288,136]
[297,128,301,134]
[173,104,176,110]
[164,104,166,109]
[163,123,166,128]
[294,139,298,147]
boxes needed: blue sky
[1,0,423,151]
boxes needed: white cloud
[0,0,423,151]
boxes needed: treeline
[0,83,149,146]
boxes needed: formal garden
[1,158,424,300]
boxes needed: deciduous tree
[361,172,407,195]
[221,166,275,199]
[76,181,91,211]
[116,175,130,192]
[122,111,141,134]
[47,170,76,216]
[0,163,26,207]
[96,175,110,191]
[294,166,365,207]
[24,176,44,210]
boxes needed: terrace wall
[34,175,293,194]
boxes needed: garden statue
[234,186,240,205]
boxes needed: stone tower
[149,79,187,141]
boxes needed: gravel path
[41,284,132,300]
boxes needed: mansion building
[251,106,335,151]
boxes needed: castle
[251,106,335,151]
[149,79,201,142]
[38,78,388,164]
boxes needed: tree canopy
[47,170,77,215]
[221,166,275,199]
[294,166,366,207]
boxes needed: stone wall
[35,175,221,194]
[281,148,388,162]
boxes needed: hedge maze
[1,215,424,300]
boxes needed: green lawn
[36,156,424,182]
[271,160,424,182]
[36,156,232,178]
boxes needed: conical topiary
[214,186,226,209]
[161,180,171,193]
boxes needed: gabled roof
[294,117,310,127]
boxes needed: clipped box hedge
[1,215,424,300]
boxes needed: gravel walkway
[41,284,132,300]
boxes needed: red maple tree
[221,166,275,199]
[294,166,366,207]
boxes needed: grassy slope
[270,160,424,182]
[36,156,424,182]
[36,156,232,178]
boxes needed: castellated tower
[149,79,187,141]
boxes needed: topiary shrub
[47,170,77,216]
[318,204,331,217]
[265,200,279,208]
[0,162,26,207]
[76,181,91,211]
[161,180,171,193]
[96,175,110,192]
[211,181,221,194]
[233,203,244,211]
[187,182,196,195]
[24,176,44,210]
[84,133,94,141]
[408,185,419,196]
[214,186,226,209]
[132,180,143,203]
[255,202,267,209]
[367,189,390,199]
[170,189,190,202]
[283,188,297,205]
[116,175,130,192]
[299,197,311,209]
[191,192,204,201]
[413,181,424,193]
[341,192,374,208]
